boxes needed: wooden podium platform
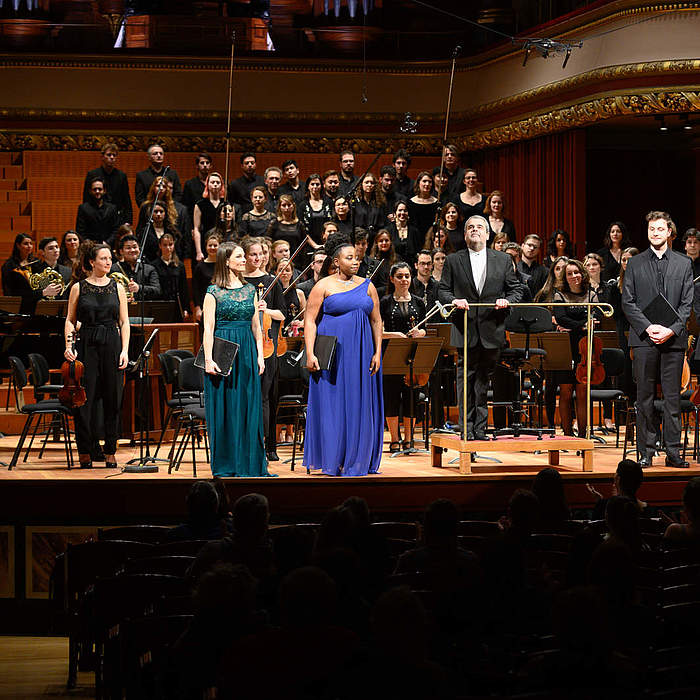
[431,434,595,475]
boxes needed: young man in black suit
[622,210,694,468]
[438,215,523,440]
[82,142,132,226]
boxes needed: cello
[59,332,87,408]
[575,333,606,385]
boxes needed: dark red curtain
[469,129,586,257]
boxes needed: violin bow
[223,30,236,193]
[283,259,314,295]
[259,237,309,302]
[283,305,306,331]
[367,258,385,282]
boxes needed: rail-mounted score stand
[430,434,595,475]
[430,300,611,477]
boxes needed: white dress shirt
[468,246,487,295]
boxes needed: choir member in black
[552,259,600,438]
[438,201,464,252]
[545,229,575,268]
[1,233,62,313]
[279,159,306,206]
[424,225,455,255]
[76,178,120,245]
[266,195,307,250]
[322,170,341,206]
[82,143,132,226]
[353,173,386,241]
[239,186,276,238]
[684,228,700,278]
[380,262,427,451]
[597,221,631,282]
[138,201,182,263]
[491,232,509,251]
[519,234,548,297]
[182,152,212,222]
[331,196,354,237]
[228,152,264,213]
[242,236,287,462]
[135,144,182,206]
[503,243,533,302]
[193,231,221,323]
[484,190,516,242]
[193,173,226,261]
[299,173,332,246]
[297,250,326,299]
[393,149,414,199]
[338,149,359,198]
[369,228,400,294]
[112,235,161,301]
[431,247,446,283]
[152,233,190,320]
[37,237,71,288]
[407,171,439,245]
[455,169,485,222]
[136,176,191,256]
[321,221,339,243]
[432,170,453,207]
[441,144,465,198]
[386,200,420,266]
[263,167,282,213]
[64,244,129,469]
[379,165,406,224]
[215,203,239,242]
[354,229,378,279]
[58,230,82,269]
[410,250,439,311]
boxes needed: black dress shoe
[266,451,280,462]
[665,456,690,468]
[474,432,490,441]
[638,457,651,468]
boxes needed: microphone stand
[124,168,170,473]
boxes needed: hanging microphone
[452,44,463,59]
[399,112,419,134]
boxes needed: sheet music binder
[642,293,681,328]
[194,337,239,377]
[298,335,338,371]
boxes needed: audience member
[532,467,570,532]
[135,143,182,206]
[393,148,414,198]
[182,152,212,220]
[166,481,230,541]
[82,142,132,225]
[111,235,161,300]
[76,178,120,244]
[228,152,264,212]
[278,159,305,205]
[664,476,700,543]
[338,149,359,197]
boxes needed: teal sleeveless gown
[203,284,270,477]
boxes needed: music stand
[123,328,167,473]
[382,337,443,456]
[0,297,22,314]
[493,306,554,439]
[426,323,459,435]
[35,300,67,317]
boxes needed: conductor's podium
[431,434,595,475]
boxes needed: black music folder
[642,293,681,328]
[194,337,239,377]
[299,335,338,371]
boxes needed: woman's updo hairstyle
[324,231,353,260]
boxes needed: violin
[575,334,605,385]
[403,315,431,387]
[59,332,87,409]
[258,283,275,359]
[276,303,293,357]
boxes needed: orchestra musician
[64,244,130,468]
[380,262,426,452]
[438,215,523,440]
[622,210,694,468]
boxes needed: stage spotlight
[682,114,693,131]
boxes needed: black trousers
[74,328,122,456]
[261,354,279,452]
[632,344,684,459]
[492,363,520,430]
[456,344,500,437]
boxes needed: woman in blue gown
[202,242,273,477]
[303,235,384,476]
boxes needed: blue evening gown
[303,278,384,476]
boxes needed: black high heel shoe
[79,459,93,469]
[105,461,118,469]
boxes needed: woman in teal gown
[202,242,272,477]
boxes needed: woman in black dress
[266,195,307,250]
[64,244,129,468]
[239,186,276,238]
[408,171,439,245]
[597,221,630,282]
[380,261,427,452]
[545,229,575,268]
[193,231,221,323]
[386,200,421,266]
[139,201,182,263]
[439,201,464,252]
[215,202,239,242]
[152,233,190,320]
[58,230,82,268]
[193,172,226,261]
[484,190,515,242]
[354,172,386,241]
[369,229,399,292]
[298,173,332,245]
[331,195,353,237]
[455,169,485,221]
[423,225,455,255]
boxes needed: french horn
[29,267,65,299]
[109,271,134,302]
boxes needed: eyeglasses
[417,261,433,266]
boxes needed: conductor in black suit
[622,211,694,468]
[438,215,523,440]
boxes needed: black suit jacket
[135,167,182,207]
[621,247,693,350]
[83,166,132,225]
[438,247,523,349]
